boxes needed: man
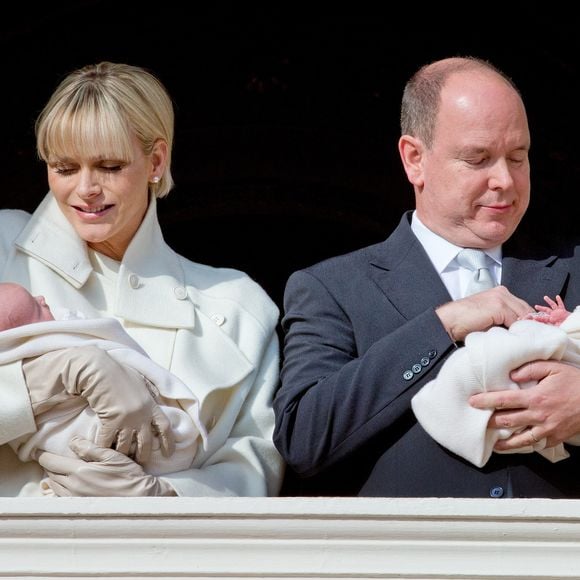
[273,56,580,497]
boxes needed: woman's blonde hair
[35,61,175,198]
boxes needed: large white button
[129,274,140,289]
[211,313,225,326]
[174,286,187,300]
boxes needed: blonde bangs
[37,92,133,164]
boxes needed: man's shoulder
[284,239,388,300]
[301,239,386,278]
[295,212,411,281]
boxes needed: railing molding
[1,497,579,578]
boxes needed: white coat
[0,192,283,497]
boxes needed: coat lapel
[14,193,93,288]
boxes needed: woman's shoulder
[0,208,32,245]
[178,256,279,327]
[0,208,32,227]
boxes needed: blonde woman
[0,62,282,497]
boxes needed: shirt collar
[411,211,502,274]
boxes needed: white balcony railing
[1,497,580,578]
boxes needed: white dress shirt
[410,212,502,300]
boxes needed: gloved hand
[24,346,175,463]
[36,436,177,496]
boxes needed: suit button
[420,357,430,367]
[403,370,414,380]
[129,274,140,289]
[489,486,504,498]
[428,350,437,359]
[412,364,422,374]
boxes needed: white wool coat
[0,192,283,497]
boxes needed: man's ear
[398,135,425,187]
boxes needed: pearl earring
[151,176,160,184]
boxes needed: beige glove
[37,436,177,496]
[23,346,175,463]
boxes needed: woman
[0,62,283,497]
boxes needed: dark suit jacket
[273,211,580,497]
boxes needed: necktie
[456,248,496,296]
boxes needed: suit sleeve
[273,269,456,478]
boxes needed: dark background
[2,1,579,308]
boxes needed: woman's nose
[76,169,101,197]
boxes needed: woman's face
[47,134,166,261]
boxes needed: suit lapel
[368,214,452,320]
[366,213,571,319]
[501,254,568,305]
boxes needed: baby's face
[0,284,55,330]
[31,295,54,323]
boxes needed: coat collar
[14,192,196,329]
[14,192,92,288]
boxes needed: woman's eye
[101,164,123,172]
[54,167,75,175]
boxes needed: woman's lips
[73,204,114,217]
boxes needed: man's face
[413,71,531,249]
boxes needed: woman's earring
[151,176,160,184]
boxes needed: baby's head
[0,283,54,330]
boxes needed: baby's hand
[522,295,569,326]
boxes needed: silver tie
[456,248,496,296]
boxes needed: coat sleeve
[0,361,36,445]
[273,268,456,478]
[160,330,284,497]
[0,210,37,445]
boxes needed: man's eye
[465,158,486,166]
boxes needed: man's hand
[469,360,580,449]
[37,436,177,496]
[436,285,534,342]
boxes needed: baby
[0,282,206,490]
[412,295,580,467]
